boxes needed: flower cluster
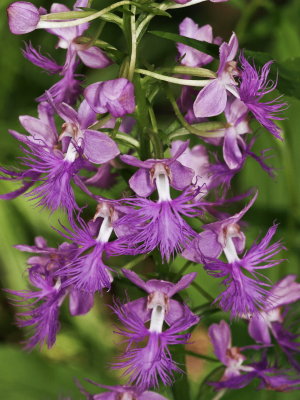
[3,0,299,399]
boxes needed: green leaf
[196,365,224,400]
[149,31,220,58]
[171,345,191,400]
[132,3,171,17]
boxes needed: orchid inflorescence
[3,0,300,398]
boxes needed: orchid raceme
[3,0,299,399]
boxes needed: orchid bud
[7,1,41,35]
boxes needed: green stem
[112,118,122,138]
[133,76,151,160]
[122,254,149,270]
[128,5,137,81]
[160,65,216,79]
[148,107,164,158]
[212,389,227,400]
[135,68,211,87]
[115,133,140,148]
[176,261,192,278]
[167,88,225,138]
[191,282,214,302]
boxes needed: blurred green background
[0,0,300,399]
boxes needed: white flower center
[64,141,78,163]
[223,236,240,263]
[148,291,168,333]
[96,215,113,243]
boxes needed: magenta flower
[46,2,111,70]
[170,140,211,194]
[247,275,300,370]
[1,98,119,216]
[183,192,257,260]
[78,380,169,400]
[204,224,285,317]
[7,1,43,35]
[113,271,199,389]
[121,141,194,197]
[85,78,136,118]
[114,182,204,262]
[209,320,300,391]
[177,18,221,67]
[56,203,121,293]
[239,55,287,140]
[8,236,93,349]
[193,33,239,118]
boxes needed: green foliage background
[0,0,300,399]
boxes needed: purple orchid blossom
[113,153,204,261]
[239,55,287,140]
[247,275,300,370]
[183,191,257,260]
[56,202,122,294]
[46,1,111,70]
[209,320,300,391]
[121,141,194,197]
[113,270,199,389]
[221,98,250,169]
[177,18,221,67]
[84,78,136,118]
[193,33,239,118]
[8,236,94,349]
[1,98,119,216]
[203,224,285,318]
[78,380,169,400]
[21,1,111,105]
[170,140,211,195]
[0,102,57,200]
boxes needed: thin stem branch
[128,5,137,81]
[167,88,225,138]
[191,281,214,302]
[38,1,132,29]
[122,254,149,270]
[135,69,211,87]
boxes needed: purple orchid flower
[112,162,204,261]
[8,236,94,349]
[56,202,122,294]
[221,98,250,169]
[0,102,56,200]
[21,1,111,105]
[170,140,211,195]
[239,55,287,140]
[193,33,239,118]
[2,98,119,216]
[113,271,199,389]
[84,78,136,118]
[121,141,194,197]
[247,275,300,370]
[203,224,285,318]
[46,1,111,70]
[177,18,221,67]
[209,320,300,391]
[78,380,169,400]
[183,191,257,260]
